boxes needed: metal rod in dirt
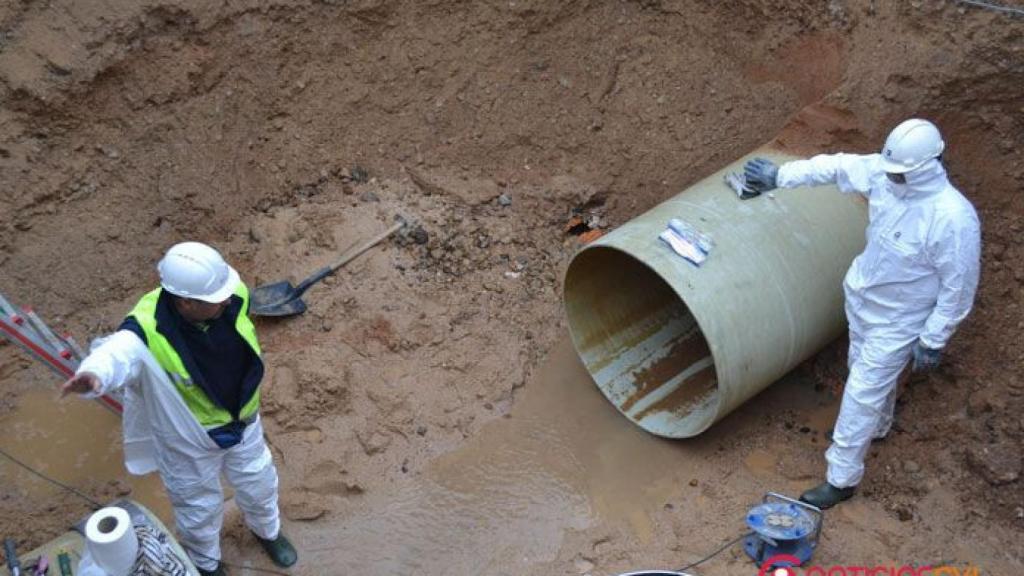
[957,0,1024,17]
[3,538,21,576]
[0,315,123,415]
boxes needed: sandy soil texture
[1,1,1022,574]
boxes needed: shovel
[250,219,406,317]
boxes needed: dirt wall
[1,0,1022,567]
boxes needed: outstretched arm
[775,153,876,196]
[60,330,148,398]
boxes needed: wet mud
[0,387,171,542]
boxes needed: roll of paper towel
[84,507,139,576]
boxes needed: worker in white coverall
[742,119,981,509]
[61,242,298,575]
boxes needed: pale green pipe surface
[563,150,868,438]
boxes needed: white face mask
[887,158,946,199]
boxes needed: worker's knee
[845,380,895,413]
[229,458,279,506]
[846,358,906,410]
[171,495,224,537]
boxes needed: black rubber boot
[254,531,298,568]
[197,562,228,576]
[800,481,856,509]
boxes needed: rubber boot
[799,481,856,510]
[197,562,228,576]
[254,530,298,568]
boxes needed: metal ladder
[0,290,123,415]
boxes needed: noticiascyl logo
[758,554,801,576]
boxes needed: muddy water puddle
[295,337,698,575]
[4,338,730,574]
[0,387,172,522]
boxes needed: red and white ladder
[0,290,123,415]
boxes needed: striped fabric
[130,525,190,576]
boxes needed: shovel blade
[249,281,308,317]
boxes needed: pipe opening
[564,246,719,438]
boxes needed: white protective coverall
[79,330,281,571]
[776,153,980,488]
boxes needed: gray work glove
[743,158,779,193]
[911,340,942,372]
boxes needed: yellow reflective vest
[127,284,262,430]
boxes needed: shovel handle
[293,265,334,295]
[293,221,406,295]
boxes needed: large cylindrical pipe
[563,150,868,438]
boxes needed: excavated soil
[1,1,1022,574]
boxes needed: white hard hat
[158,242,240,303]
[880,118,945,174]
